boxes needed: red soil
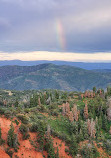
[0,116,45,158]
[13,132,44,158]
[1,116,110,158]
[0,116,70,158]
[0,148,10,158]
[0,116,12,140]
[53,137,72,158]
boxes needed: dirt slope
[0,116,71,158]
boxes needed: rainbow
[55,19,66,51]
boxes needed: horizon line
[0,51,111,62]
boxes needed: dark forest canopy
[0,64,111,91]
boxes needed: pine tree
[7,123,19,149]
[69,134,78,156]
[98,115,102,129]
[38,97,41,106]
[7,123,15,147]
[46,125,51,138]
[15,99,19,107]
[55,147,59,158]
[65,102,70,116]
[30,96,34,107]
[55,90,59,99]
[0,126,4,145]
[93,87,96,93]
[62,103,66,115]
[87,119,91,136]
[69,111,74,122]
[72,104,79,121]
[87,119,96,138]
[90,118,96,138]
[46,137,56,158]
[102,115,108,131]
[82,122,88,139]
[79,129,84,141]
[107,100,111,121]
[109,126,111,134]
[84,102,88,119]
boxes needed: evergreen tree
[55,147,59,158]
[0,126,5,145]
[93,87,96,93]
[45,137,56,158]
[15,99,19,107]
[84,102,88,119]
[102,115,108,131]
[98,115,102,129]
[79,129,84,141]
[30,96,34,108]
[82,122,88,139]
[7,123,19,149]
[69,134,78,156]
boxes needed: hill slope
[1,60,111,70]
[0,64,111,91]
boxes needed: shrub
[5,147,13,158]
[103,140,111,155]
[4,110,12,118]
[0,127,5,145]
[30,123,38,132]
[65,148,69,153]
[19,124,30,140]
[0,108,5,115]
[17,114,29,124]
[80,144,99,158]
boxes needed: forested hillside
[0,87,111,157]
[0,64,111,91]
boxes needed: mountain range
[1,60,111,70]
[0,63,111,91]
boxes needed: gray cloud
[0,0,111,52]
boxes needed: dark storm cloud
[0,0,111,52]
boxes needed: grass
[48,116,70,136]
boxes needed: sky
[0,0,111,62]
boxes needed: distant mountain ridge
[0,63,111,91]
[0,60,111,70]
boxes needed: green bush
[80,144,100,158]
[5,147,13,158]
[4,110,12,118]
[0,127,5,145]
[30,123,38,132]
[0,108,5,115]
[17,114,29,124]
[103,140,111,155]
[19,124,30,140]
